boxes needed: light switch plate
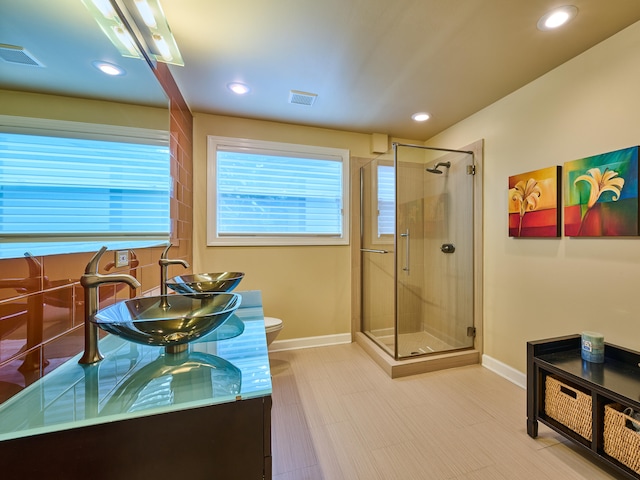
[115,250,129,268]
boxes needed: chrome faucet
[79,246,141,365]
[159,243,189,296]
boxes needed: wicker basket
[544,376,592,440]
[603,404,640,473]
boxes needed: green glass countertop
[0,290,272,442]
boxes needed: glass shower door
[395,145,474,359]
[360,155,396,356]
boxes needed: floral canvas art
[564,146,638,237]
[508,166,561,237]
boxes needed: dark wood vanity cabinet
[0,294,273,479]
[1,395,272,480]
[527,335,640,479]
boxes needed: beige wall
[0,89,168,130]
[192,20,640,363]
[427,21,640,373]
[192,115,415,339]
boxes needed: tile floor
[269,342,622,480]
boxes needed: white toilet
[264,316,283,346]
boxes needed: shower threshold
[355,332,480,378]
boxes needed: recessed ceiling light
[92,61,125,76]
[227,82,250,95]
[411,112,430,122]
[537,5,578,31]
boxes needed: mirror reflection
[99,351,242,415]
[0,0,169,111]
[0,0,171,260]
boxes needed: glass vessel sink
[93,293,241,353]
[199,313,245,342]
[166,272,245,296]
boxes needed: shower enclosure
[360,142,475,360]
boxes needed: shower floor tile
[377,331,456,357]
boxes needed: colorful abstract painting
[508,166,561,237]
[564,146,638,237]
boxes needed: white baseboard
[268,333,352,352]
[482,354,526,389]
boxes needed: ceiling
[161,0,640,140]
[0,0,168,108]
[2,1,640,141]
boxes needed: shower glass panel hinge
[466,165,476,175]
[467,327,476,337]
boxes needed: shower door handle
[360,248,389,254]
[400,229,410,273]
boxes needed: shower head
[426,161,451,174]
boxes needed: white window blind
[0,120,170,259]
[377,164,395,237]
[208,136,349,246]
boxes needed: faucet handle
[85,246,108,274]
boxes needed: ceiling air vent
[0,44,43,67]
[289,90,317,106]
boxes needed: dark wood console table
[527,335,640,479]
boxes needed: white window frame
[207,135,350,246]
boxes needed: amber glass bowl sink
[93,293,241,350]
[166,272,245,296]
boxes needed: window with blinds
[207,136,349,246]
[377,164,395,237]
[0,117,170,259]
